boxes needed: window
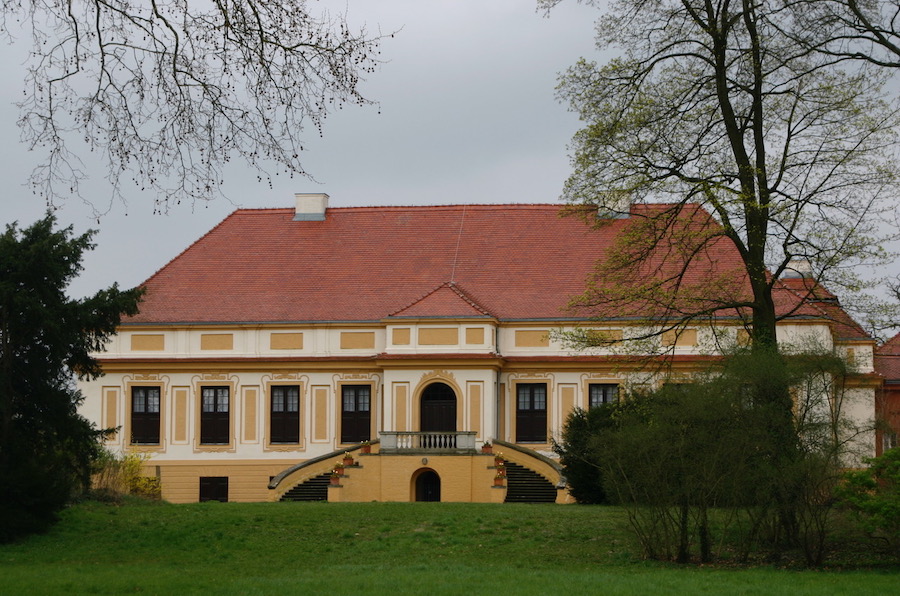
[341,385,371,443]
[516,383,547,443]
[131,386,161,444]
[270,385,300,444]
[200,386,230,444]
[588,384,618,408]
[199,477,228,502]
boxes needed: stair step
[504,462,557,504]
[281,472,330,501]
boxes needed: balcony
[379,431,477,454]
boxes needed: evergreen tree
[0,213,142,541]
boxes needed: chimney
[598,190,631,219]
[782,258,813,278]
[293,193,329,221]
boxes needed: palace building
[78,194,879,503]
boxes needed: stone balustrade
[379,431,477,454]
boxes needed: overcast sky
[0,1,604,298]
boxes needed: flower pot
[330,476,340,486]
[481,444,492,454]
[361,444,371,454]
[493,477,504,487]
[342,457,354,467]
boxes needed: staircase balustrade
[379,431,477,453]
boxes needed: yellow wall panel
[465,327,484,345]
[270,333,303,350]
[498,383,506,438]
[340,332,375,350]
[392,328,411,345]
[468,382,482,435]
[661,328,698,347]
[103,388,118,441]
[515,330,549,347]
[130,334,165,351]
[243,388,257,443]
[313,387,329,441]
[587,329,622,342]
[395,384,408,431]
[560,385,576,421]
[200,334,234,350]
[419,328,458,345]
[173,387,189,443]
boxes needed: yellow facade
[82,317,875,504]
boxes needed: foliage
[91,450,161,501]
[837,447,900,559]
[784,0,900,68]
[544,0,899,346]
[592,351,865,565]
[552,404,616,504]
[598,376,773,563]
[0,213,142,541]
[0,1,385,212]
[543,0,895,559]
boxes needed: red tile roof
[777,277,870,341]
[124,203,867,330]
[389,282,492,318]
[875,333,900,381]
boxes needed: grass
[0,499,897,595]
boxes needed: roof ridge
[231,201,703,211]
[879,331,900,349]
[386,281,493,318]
[776,277,870,338]
[446,281,493,317]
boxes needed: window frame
[199,386,231,445]
[588,383,618,409]
[515,382,548,443]
[340,384,373,444]
[130,385,162,445]
[199,476,229,502]
[269,384,301,444]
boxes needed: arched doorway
[420,382,457,432]
[414,469,441,502]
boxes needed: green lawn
[0,500,897,595]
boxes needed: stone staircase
[503,462,558,503]
[280,472,330,501]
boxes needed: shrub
[92,451,161,501]
[553,405,616,504]
[837,448,900,560]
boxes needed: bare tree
[542,0,899,350]
[0,1,385,213]
[540,1,900,521]
[784,0,900,67]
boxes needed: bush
[92,451,161,501]
[837,448,900,560]
[553,405,616,504]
